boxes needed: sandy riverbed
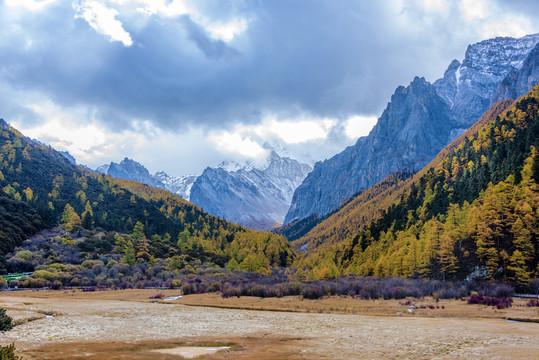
[1,290,538,359]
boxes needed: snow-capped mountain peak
[190,150,313,230]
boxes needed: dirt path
[1,290,538,359]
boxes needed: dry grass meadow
[1,289,538,359]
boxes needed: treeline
[0,120,294,273]
[297,85,539,287]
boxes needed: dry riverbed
[1,289,538,359]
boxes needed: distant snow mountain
[190,151,312,230]
[97,157,164,189]
[154,171,198,200]
[285,33,539,225]
[95,158,196,200]
[94,148,312,228]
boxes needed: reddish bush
[467,294,513,309]
[525,299,539,307]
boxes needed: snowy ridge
[154,171,198,200]
[190,151,312,230]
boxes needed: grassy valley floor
[1,289,538,359]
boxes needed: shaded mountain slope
[296,85,539,284]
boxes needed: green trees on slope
[298,85,539,285]
[0,119,294,274]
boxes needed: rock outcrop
[285,33,539,224]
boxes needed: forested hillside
[295,86,539,285]
[0,119,294,274]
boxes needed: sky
[1,0,538,176]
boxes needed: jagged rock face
[190,151,312,230]
[285,33,539,225]
[285,77,452,224]
[154,171,198,200]
[103,158,164,189]
[495,42,539,101]
[434,34,539,128]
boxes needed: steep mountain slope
[285,33,539,226]
[297,85,539,284]
[292,99,514,252]
[0,119,295,272]
[190,151,312,230]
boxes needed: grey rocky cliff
[285,77,452,223]
[285,33,539,224]
[494,42,539,102]
[190,151,312,230]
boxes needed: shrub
[0,343,21,360]
[528,279,539,295]
[32,270,59,281]
[149,293,164,299]
[169,279,182,289]
[181,282,196,295]
[207,282,220,293]
[50,280,63,290]
[525,299,539,307]
[302,284,324,299]
[0,308,13,332]
[490,283,514,298]
[467,294,513,309]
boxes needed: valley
[1,5,539,359]
[1,290,538,359]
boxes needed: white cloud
[11,101,165,168]
[344,116,378,139]
[130,0,189,17]
[209,117,338,157]
[208,132,267,158]
[205,18,249,42]
[206,116,338,160]
[421,0,447,12]
[74,0,133,46]
[456,0,535,40]
[480,15,533,39]
[252,117,336,144]
[460,0,488,22]
[5,0,58,12]
[107,0,248,42]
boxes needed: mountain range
[96,151,312,231]
[190,151,312,230]
[284,33,539,228]
[1,32,538,285]
[95,158,197,200]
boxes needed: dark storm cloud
[0,0,537,134]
